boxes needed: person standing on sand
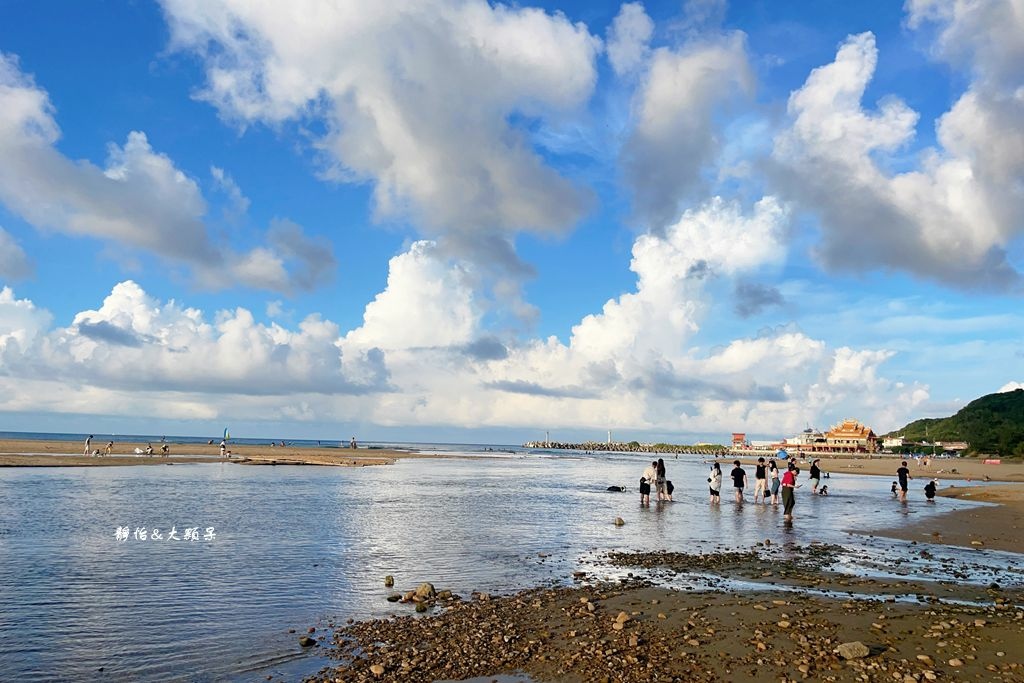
[84,435,93,456]
[769,459,781,505]
[897,461,912,501]
[781,462,799,520]
[731,460,747,503]
[640,461,656,506]
[708,463,722,504]
[753,457,767,503]
[655,458,668,502]
[809,459,822,493]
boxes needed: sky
[0,0,1021,444]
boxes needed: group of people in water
[640,455,941,521]
[892,460,939,502]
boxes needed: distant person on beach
[753,457,767,503]
[350,437,357,449]
[768,459,781,505]
[104,441,114,456]
[219,440,227,457]
[161,443,169,456]
[145,443,153,456]
[640,461,656,506]
[655,458,668,501]
[731,460,747,503]
[708,463,722,504]
[84,435,93,455]
[809,459,822,493]
[924,479,937,501]
[897,461,912,501]
[781,462,799,520]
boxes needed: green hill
[887,388,1024,456]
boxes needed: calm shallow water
[0,454,1018,681]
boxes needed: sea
[0,432,1020,681]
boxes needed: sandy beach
[0,438,411,467]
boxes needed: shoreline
[307,546,1024,683]
[0,439,428,467]
[718,453,1023,482]
[867,483,1024,554]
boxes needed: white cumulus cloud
[0,52,333,294]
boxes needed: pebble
[837,641,870,660]
[948,658,964,667]
[369,663,384,676]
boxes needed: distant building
[882,436,904,449]
[824,418,878,453]
[936,441,968,451]
[785,427,826,450]
[732,433,747,447]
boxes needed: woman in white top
[641,461,657,505]
[769,459,781,505]
[708,462,723,505]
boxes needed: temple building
[823,418,878,453]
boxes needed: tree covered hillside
[888,389,1024,456]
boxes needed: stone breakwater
[523,440,728,455]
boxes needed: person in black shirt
[753,457,767,504]
[809,459,822,493]
[896,461,911,501]
[924,479,937,501]
[731,460,747,503]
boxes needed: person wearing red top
[781,463,799,520]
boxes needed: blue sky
[0,0,1020,443]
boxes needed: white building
[882,436,904,449]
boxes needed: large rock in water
[298,636,317,647]
[415,582,436,600]
[836,641,870,659]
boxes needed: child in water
[818,485,829,496]
[890,481,898,497]
[924,479,937,501]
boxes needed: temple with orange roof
[821,418,878,453]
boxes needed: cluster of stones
[305,574,1022,683]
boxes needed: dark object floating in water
[607,485,626,492]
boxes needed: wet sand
[870,483,1024,554]
[308,548,1024,683]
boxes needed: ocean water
[0,452,1018,681]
